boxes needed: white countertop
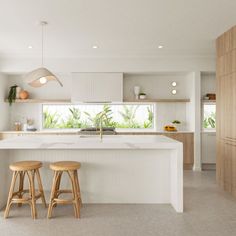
[0,130,194,134]
[0,135,181,150]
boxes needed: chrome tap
[98,112,106,141]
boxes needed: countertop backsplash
[7,102,189,132]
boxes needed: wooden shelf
[5,99,71,104]
[123,99,190,103]
[202,100,216,103]
[5,98,191,104]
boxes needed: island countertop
[0,134,183,212]
[0,135,182,150]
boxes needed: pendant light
[25,21,63,87]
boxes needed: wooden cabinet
[0,133,23,140]
[216,25,236,197]
[161,133,194,170]
[71,73,123,102]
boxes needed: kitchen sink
[79,135,100,138]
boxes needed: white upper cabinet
[71,73,123,102]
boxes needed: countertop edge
[0,131,194,134]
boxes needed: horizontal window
[203,104,216,130]
[42,104,154,129]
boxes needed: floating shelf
[123,99,190,103]
[202,100,216,103]
[5,99,71,104]
[5,98,191,104]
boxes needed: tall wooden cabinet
[216,25,236,197]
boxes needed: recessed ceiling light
[158,45,163,49]
[28,45,33,49]
[92,45,98,49]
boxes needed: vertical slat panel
[216,25,236,197]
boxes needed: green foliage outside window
[43,104,154,129]
[203,104,216,129]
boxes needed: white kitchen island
[0,135,183,212]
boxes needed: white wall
[0,73,10,131]
[9,103,41,130]
[0,150,10,209]
[123,73,191,100]
[0,74,10,207]
[201,72,216,166]
[1,56,216,171]
[6,74,71,100]
[0,55,215,74]
[6,72,196,131]
[124,73,193,131]
[193,72,202,171]
[6,74,71,130]
[201,72,216,98]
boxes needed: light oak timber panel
[216,25,236,197]
[232,143,236,198]
[161,133,194,170]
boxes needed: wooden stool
[47,161,82,219]
[4,161,47,219]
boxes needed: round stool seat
[50,161,81,171]
[10,161,42,171]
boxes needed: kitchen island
[0,135,183,212]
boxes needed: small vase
[19,90,29,100]
[173,124,181,131]
[16,87,22,99]
[134,86,140,100]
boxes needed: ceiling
[0,0,235,58]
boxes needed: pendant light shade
[26,67,63,87]
[26,21,63,88]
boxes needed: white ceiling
[0,0,235,58]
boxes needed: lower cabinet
[218,139,236,197]
[161,133,194,170]
[201,132,216,170]
[0,133,22,140]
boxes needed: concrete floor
[0,171,236,236]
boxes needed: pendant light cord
[41,22,44,67]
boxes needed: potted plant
[139,93,146,100]
[172,120,181,131]
[7,85,18,105]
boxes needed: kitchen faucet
[98,112,106,141]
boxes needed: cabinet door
[71,73,123,102]
[201,133,216,164]
[162,133,194,169]
[216,26,236,198]
[231,143,236,197]
[0,133,20,140]
[183,133,194,165]
[223,141,233,192]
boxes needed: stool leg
[27,170,37,219]
[18,171,25,207]
[35,169,47,208]
[4,171,18,219]
[48,171,60,219]
[68,170,80,218]
[74,170,82,206]
[54,171,62,208]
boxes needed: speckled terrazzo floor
[0,171,236,236]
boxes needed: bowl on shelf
[206,93,216,100]
[139,93,146,100]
